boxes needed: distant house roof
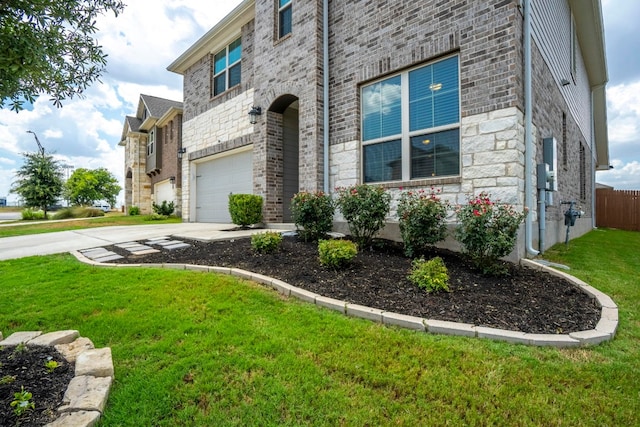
[119,95,183,145]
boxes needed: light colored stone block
[0,331,42,346]
[55,337,95,363]
[59,376,113,414]
[46,410,101,427]
[476,327,528,344]
[270,279,292,296]
[75,348,114,378]
[345,304,384,322]
[425,319,475,337]
[210,266,232,275]
[250,272,275,286]
[29,330,79,347]
[382,312,426,331]
[185,264,210,272]
[289,287,318,303]
[569,330,612,346]
[526,334,581,347]
[162,263,186,270]
[595,318,618,336]
[230,268,253,280]
[315,296,346,313]
[601,307,619,321]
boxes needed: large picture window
[279,0,292,38]
[362,56,460,183]
[212,37,242,96]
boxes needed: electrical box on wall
[542,137,558,192]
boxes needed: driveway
[0,223,288,261]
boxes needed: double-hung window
[361,55,460,183]
[147,128,155,156]
[212,37,242,96]
[278,0,292,38]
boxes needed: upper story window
[212,37,242,97]
[361,55,460,183]
[278,0,292,38]
[147,128,155,156]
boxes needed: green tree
[10,152,64,218]
[0,0,125,111]
[65,167,121,206]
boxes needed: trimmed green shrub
[52,207,104,219]
[128,206,140,216]
[251,231,283,253]
[318,239,358,269]
[407,257,450,293]
[455,192,527,275]
[21,208,46,220]
[335,184,391,248]
[144,213,168,221]
[152,200,175,216]
[290,191,335,241]
[229,194,263,227]
[397,188,449,257]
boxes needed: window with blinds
[361,55,460,183]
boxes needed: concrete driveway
[0,223,286,261]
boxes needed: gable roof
[138,94,183,119]
[118,95,183,145]
[167,0,254,75]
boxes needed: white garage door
[195,149,253,223]
[154,180,174,206]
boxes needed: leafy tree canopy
[10,151,64,216]
[0,0,125,111]
[65,167,121,206]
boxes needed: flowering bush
[455,192,527,275]
[407,257,450,293]
[335,184,391,248]
[318,239,358,269]
[290,191,335,241]
[397,188,449,257]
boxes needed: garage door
[154,180,174,206]
[195,149,253,223]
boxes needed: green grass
[0,229,639,425]
[0,214,182,237]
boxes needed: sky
[0,0,638,205]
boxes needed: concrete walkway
[0,223,282,261]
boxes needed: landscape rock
[29,330,79,347]
[55,337,95,363]
[0,330,42,346]
[45,410,101,427]
[58,375,113,413]
[75,347,114,378]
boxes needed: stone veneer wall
[124,134,152,215]
[180,89,255,222]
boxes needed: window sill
[367,176,462,189]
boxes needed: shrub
[152,200,175,216]
[318,239,358,269]
[128,206,140,216]
[228,194,263,227]
[454,192,527,275]
[52,206,104,219]
[335,184,391,248]
[290,191,335,241]
[21,208,46,220]
[397,188,449,257]
[407,257,450,293]
[251,231,283,253]
[144,213,168,221]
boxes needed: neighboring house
[119,94,184,215]
[167,0,609,258]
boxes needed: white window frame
[360,55,461,183]
[147,128,155,156]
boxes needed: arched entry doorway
[268,95,299,222]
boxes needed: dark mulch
[0,346,74,426]
[104,235,600,335]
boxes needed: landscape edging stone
[71,251,618,347]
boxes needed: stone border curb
[71,251,617,347]
[0,330,113,427]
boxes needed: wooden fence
[596,189,640,231]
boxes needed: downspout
[322,0,330,193]
[524,0,539,256]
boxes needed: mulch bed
[104,235,601,335]
[0,346,74,426]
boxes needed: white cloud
[597,160,640,190]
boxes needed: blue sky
[0,0,637,204]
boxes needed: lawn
[0,213,181,237]
[0,228,638,425]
